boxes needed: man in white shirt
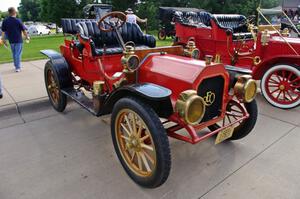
[125,8,147,24]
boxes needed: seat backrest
[61,18,95,34]
[213,14,248,33]
[76,21,156,48]
[174,11,212,27]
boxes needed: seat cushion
[61,18,95,34]
[76,21,156,50]
[174,11,212,27]
[213,14,248,33]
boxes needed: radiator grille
[197,76,225,122]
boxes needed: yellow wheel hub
[279,85,285,90]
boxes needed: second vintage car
[174,8,300,109]
[41,12,258,188]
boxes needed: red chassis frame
[59,35,250,145]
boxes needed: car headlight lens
[121,55,140,72]
[234,75,258,103]
[175,90,206,125]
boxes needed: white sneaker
[15,69,21,72]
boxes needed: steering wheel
[98,12,126,32]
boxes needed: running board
[62,88,98,116]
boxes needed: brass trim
[253,56,261,66]
[234,75,258,103]
[175,90,206,125]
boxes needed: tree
[111,0,137,12]
[18,0,41,22]
[40,0,94,25]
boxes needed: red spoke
[271,88,280,94]
[268,85,279,88]
[290,77,300,84]
[287,71,293,81]
[289,88,300,96]
[275,72,282,82]
[290,84,300,89]
[283,91,287,102]
[282,70,286,81]
[286,90,294,101]
[276,90,282,100]
[269,78,280,84]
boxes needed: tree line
[11,0,280,29]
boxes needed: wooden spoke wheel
[44,61,67,112]
[115,109,157,177]
[261,64,300,109]
[208,99,257,140]
[111,97,171,188]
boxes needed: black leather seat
[174,11,212,28]
[213,15,252,40]
[61,18,95,34]
[76,21,156,56]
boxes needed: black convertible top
[159,7,205,22]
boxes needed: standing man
[125,8,148,24]
[0,7,29,72]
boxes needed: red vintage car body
[60,37,237,144]
[41,13,258,187]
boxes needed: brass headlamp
[175,90,206,125]
[184,40,200,59]
[234,75,258,103]
[121,45,140,73]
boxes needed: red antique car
[41,12,258,188]
[174,10,300,109]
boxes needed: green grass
[0,33,173,64]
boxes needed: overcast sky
[0,0,21,12]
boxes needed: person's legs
[14,43,23,70]
[10,43,23,71]
[10,43,17,69]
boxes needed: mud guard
[103,83,173,118]
[40,49,73,89]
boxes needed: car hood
[139,54,228,102]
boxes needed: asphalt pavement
[0,60,300,199]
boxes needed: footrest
[62,88,97,116]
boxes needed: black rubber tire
[111,97,171,188]
[208,99,258,140]
[44,61,67,112]
[158,29,167,40]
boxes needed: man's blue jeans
[10,43,23,70]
